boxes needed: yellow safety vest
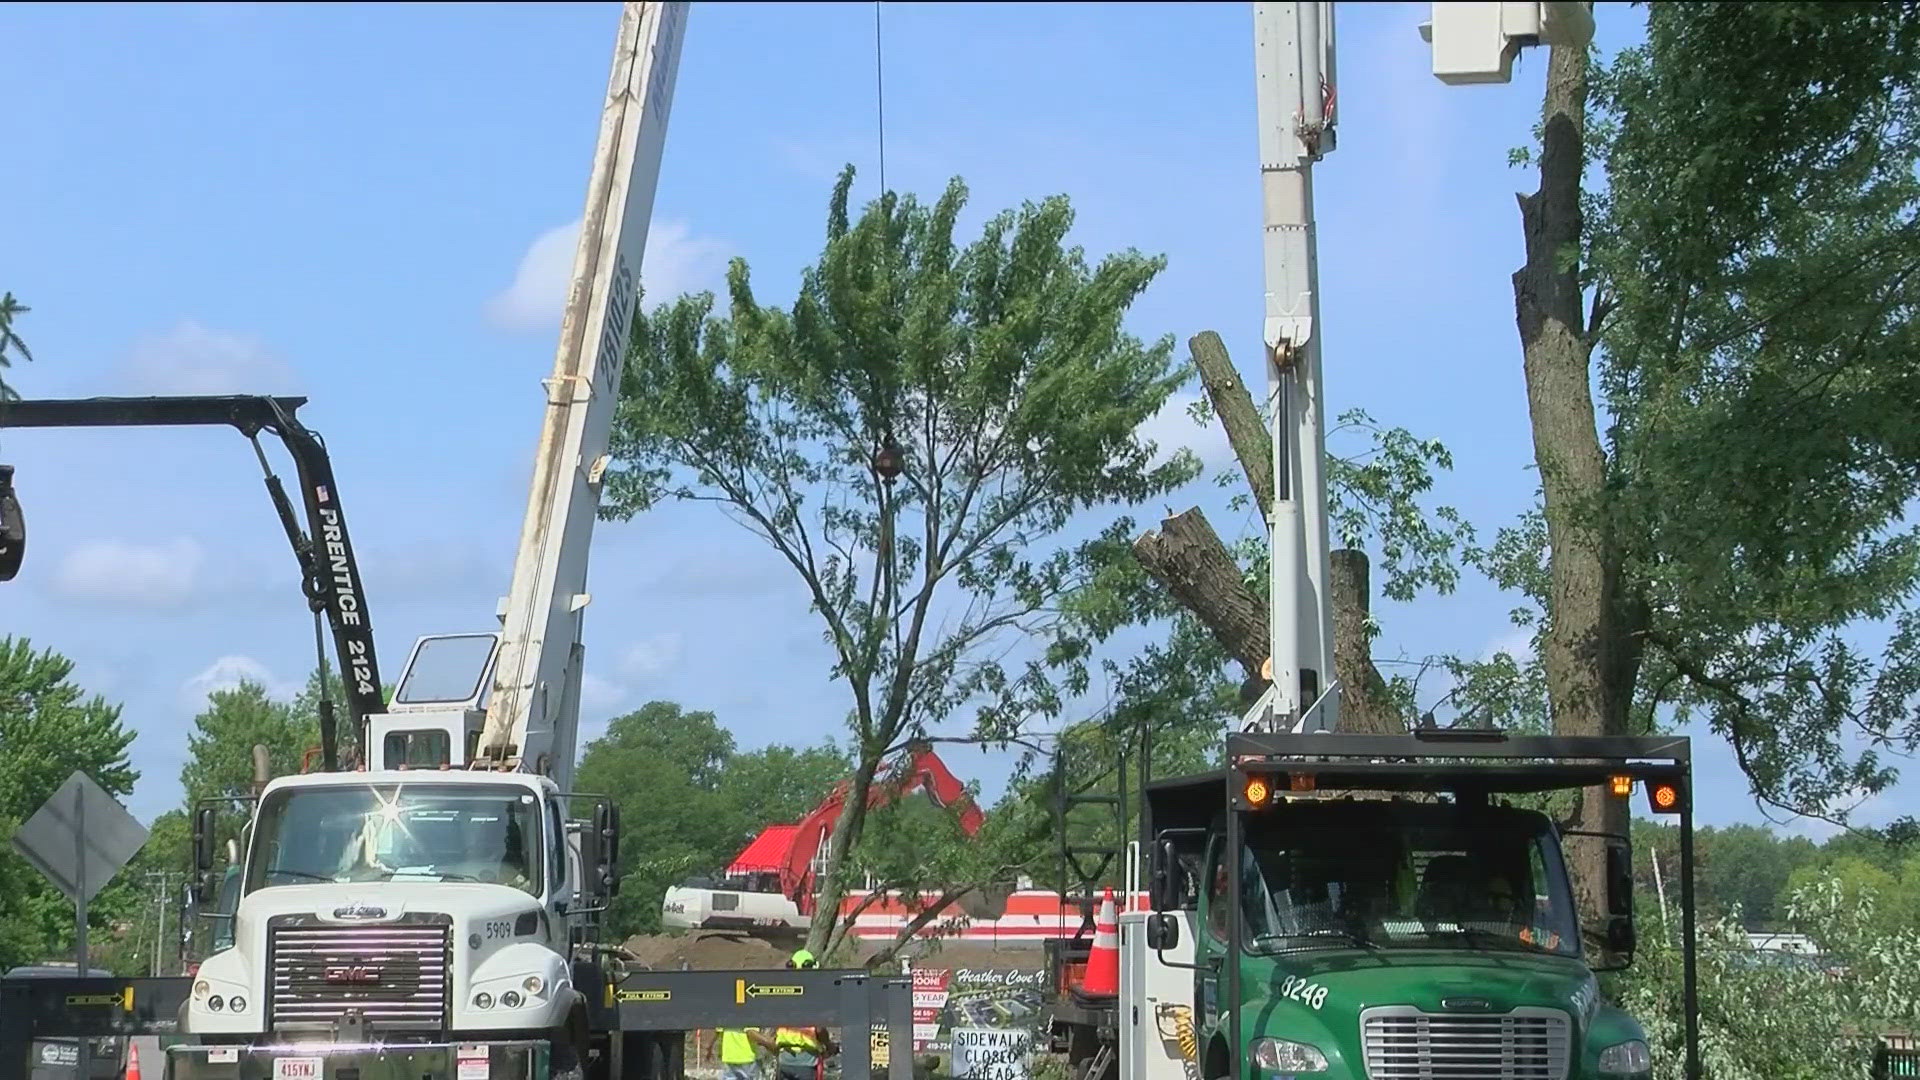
[718,1028,756,1065]
[777,1027,822,1055]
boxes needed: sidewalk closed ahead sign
[951,1026,1033,1080]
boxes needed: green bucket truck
[1048,729,1702,1080]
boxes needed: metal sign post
[7,771,149,1077]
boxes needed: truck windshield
[244,783,542,897]
[1214,802,1580,958]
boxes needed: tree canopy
[0,637,140,971]
[1445,0,1920,836]
[605,165,1196,951]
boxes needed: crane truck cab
[175,768,621,1080]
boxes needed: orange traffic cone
[1078,887,1120,997]
[125,1041,142,1080]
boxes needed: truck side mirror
[1606,915,1636,956]
[1144,912,1181,950]
[1603,838,1636,960]
[193,807,217,873]
[1149,839,1180,912]
[593,800,621,898]
[1606,839,1633,917]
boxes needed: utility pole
[145,869,183,976]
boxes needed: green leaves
[0,292,33,402]
[0,637,138,971]
[1578,1,1920,817]
[573,700,851,938]
[603,166,1193,947]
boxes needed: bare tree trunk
[1189,331,1273,513]
[1513,38,1631,955]
[805,765,877,957]
[1330,550,1403,735]
[1134,509,1267,682]
[1135,333,1402,731]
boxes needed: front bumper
[164,1039,549,1080]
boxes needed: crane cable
[874,1,887,197]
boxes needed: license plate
[40,1043,79,1066]
[274,1057,324,1079]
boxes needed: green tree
[0,637,140,970]
[180,682,315,806]
[0,292,32,400]
[1694,824,1821,930]
[1453,4,1920,930]
[576,701,742,937]
[1611,868,1920,1079]
[718,742,851,836]
[604,166,1196,953]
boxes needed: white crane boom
[478,1,688,789]
[367,2,687,788]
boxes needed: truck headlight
[1251,1037,1328,1073]
[523,975,545,996]
[1597,1039,1651,1075]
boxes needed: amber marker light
[1647,780,1683,814]
[1244,775,1273,808]
[1609,775,1634,798]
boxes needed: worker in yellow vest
[709,1025,775,1080]
[775,950,835,1080]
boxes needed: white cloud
[52,537,203,608]
[1135,393,1234,471]
[1479,626,1535,665]
[485,218,734,332]
[180,654,298,711]
[117,321,299,396]
[619,632,683,679]
[579,673,628,714]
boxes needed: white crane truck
[166,4,688,1078]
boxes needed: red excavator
[661,742,987,937]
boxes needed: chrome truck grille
[1361,1006,1572,1080]
[267,916,451,1033]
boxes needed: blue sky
[1,1,1908,840]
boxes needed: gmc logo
[323,966,382,985]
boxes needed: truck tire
[552,1034,586,1080]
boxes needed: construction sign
[906,965,1048,1070]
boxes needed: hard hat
[787,949,816,969]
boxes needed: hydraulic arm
[0,395,379,767]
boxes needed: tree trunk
[1137,332,1401,731]
[1512,37,1632,956]
[1329,549,1403,735]
[1190,331,1273,513]
[805,764,877,958]
[1133,509,1267,683]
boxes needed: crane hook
[0,465,23,582]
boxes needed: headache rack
[1224,729,1692,795]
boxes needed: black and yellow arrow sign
[734,979,805,1004]
[618,989,673,1004]
[63,987,132,1010]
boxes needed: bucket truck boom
[366,1,686,786]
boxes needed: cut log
[1190,331,1273,513]
[1133,508,1267,683]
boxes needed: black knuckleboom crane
[0,395,378,771]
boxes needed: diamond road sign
[9,770,147,904]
